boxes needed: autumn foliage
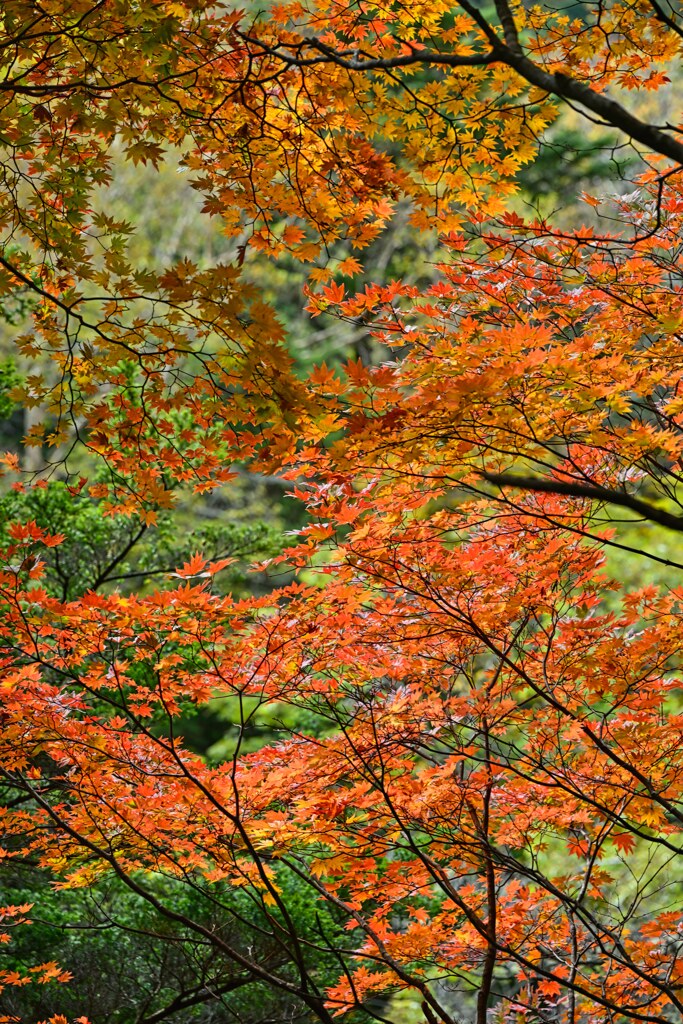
[3,1,683,1022]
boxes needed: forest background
[2,1,683,1024]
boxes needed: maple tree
[3,1,683,1023]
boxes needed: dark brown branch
[646,0,683,40]
[482,472,683,533]
[139,975,254,1024]
[244,0,683,168]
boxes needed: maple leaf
[337,257,363,277]
[321,281,345,304]
[612,832,637,856]
[3,3,683,1023]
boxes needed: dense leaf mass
[3,2,683,1024]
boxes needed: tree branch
[139,975,254,1024]
[482,472,683,533]
[245,0,683,167]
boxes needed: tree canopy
[3,2,683,1023]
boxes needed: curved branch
[243,0,683,167]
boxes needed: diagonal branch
[482,472,683,533]
[139,975,255,1024]
[243,0,683,167]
